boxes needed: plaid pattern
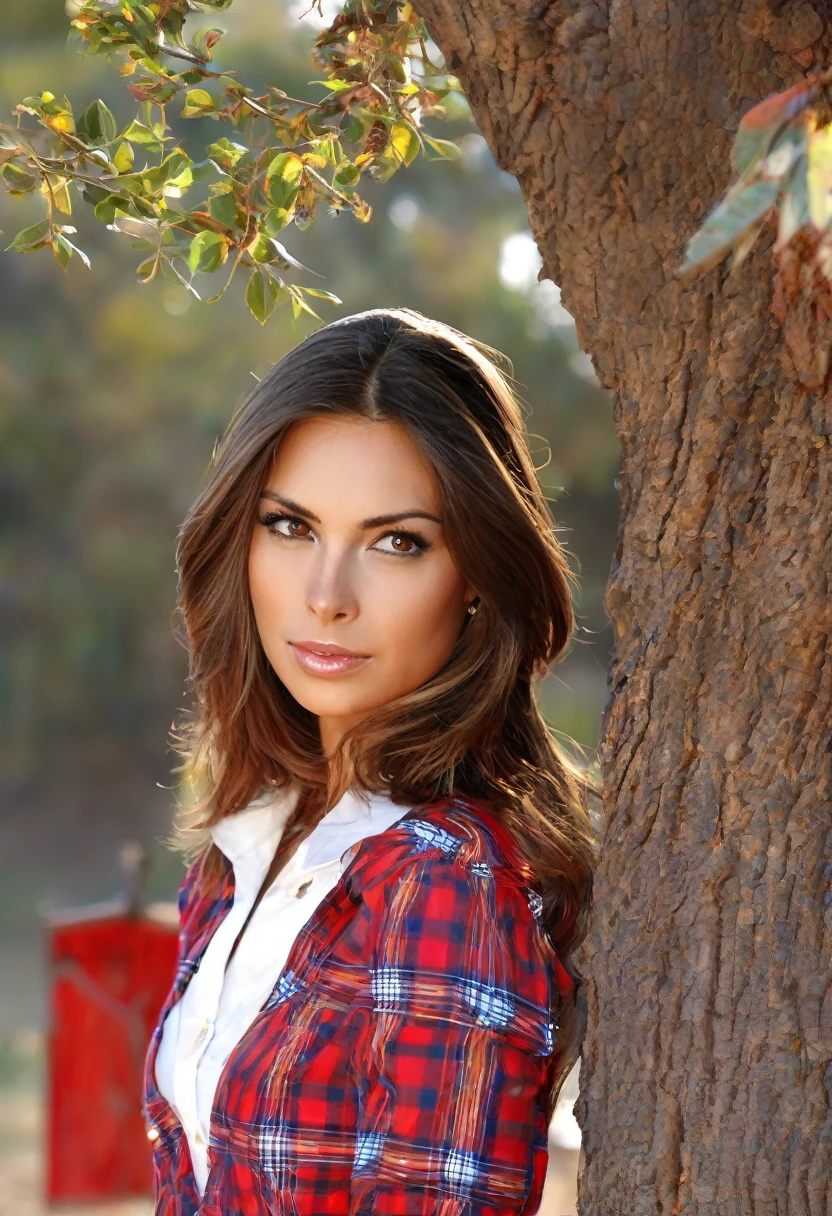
[142,793,575,1216]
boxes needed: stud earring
[467,599,479,615]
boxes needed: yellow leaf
[113,141,135,173]
[390,122,419,166]
[40,174,72,215]
[807,124,832,229]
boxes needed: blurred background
[0,0,618,1211]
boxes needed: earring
[467,600,479,615]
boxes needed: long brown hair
[169,306,599,1106]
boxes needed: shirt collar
[298,787,409,871]
[209,783,300,896]
[209,784,409,890]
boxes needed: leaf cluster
[681,73,832,281]
[0,0,463,323]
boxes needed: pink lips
[289,642,371,676]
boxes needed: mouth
[289,641,372,676]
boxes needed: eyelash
[257,512,431,558]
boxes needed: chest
[142,860,376,1212]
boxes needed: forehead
[265,415,442,512]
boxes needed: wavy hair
[168,306,599,1108]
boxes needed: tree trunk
[415,2,832,1212]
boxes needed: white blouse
[154,783,411,1195]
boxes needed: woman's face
[248,414,476,757]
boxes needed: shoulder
[347,795,561,1036]
[352,792,532,876]
[350,792,544,919]
[343,796,562,1057]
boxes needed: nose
[305,547,359,624]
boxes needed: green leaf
[120,119,165,149]
[136,255,159,282]
[206,137,249,170]
[343,116,366,143]
[56,229,91,269]
[80,99,118,146]
[81,182,111,205]
[262,207,293,236]
[246,233,278,263]
[321,135,340,167]
[1,162,37,194]
[266,179,300,211]
[208,191,238,227]
[680,176,780,276]
[265,152,304,197]
[422,135,461,161]
[8,218,52,252]
[190,160,222,186]
[188,230,226,273]
[332,161,360,190]
[245,269,274,324]
[302,287,343,304]
[51,234,72,269]
[289,288,322,320]
[125,149,192,193]
[266,276,288,307]
[93,196,119,223]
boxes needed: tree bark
[414,2,832,1213]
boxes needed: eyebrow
[259,491,443,529]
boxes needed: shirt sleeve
[347,852,560,1216]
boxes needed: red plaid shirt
[142,793,574,1215]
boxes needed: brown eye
[372,530,429,558]
[259,512,314,540]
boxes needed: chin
[284,683,380,717]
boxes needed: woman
[142,306,598,1216]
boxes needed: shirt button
[147,1126,160,1142]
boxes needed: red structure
[43,842,179,1204]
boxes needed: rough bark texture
[414,2,832,1213]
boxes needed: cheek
[248,536,287,632]
[374,561,465,678]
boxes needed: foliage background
[0,0,617,1088]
